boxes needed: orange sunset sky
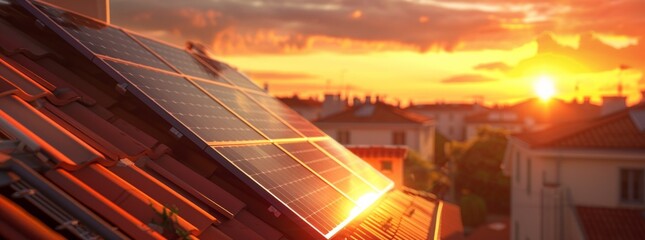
[111,0,645,106]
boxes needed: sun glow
[534,75,556,101]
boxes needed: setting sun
[534,76,556,101]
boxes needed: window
[337,130,350,144]
[392,131,406,145]
[381,160,393,171]
[527,158,532,195]
[620,169,644,203]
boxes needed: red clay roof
[316,102,431,124]
[514,104,645,149]
[346,145,408,159]
[466,98,600,124]
[577,206,645,240]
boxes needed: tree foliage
[447,127,510,214]
[403,150,450,194]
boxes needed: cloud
[110,0,645,54]
[243,70,317,81]
[505,33,645,77]
[474,62,512,72]
[440,74,496,84]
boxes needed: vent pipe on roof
[601,96,627,115]
[42,0,110,23]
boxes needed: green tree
[447,127,510,214]
[459,190,487,227]
[403,150,450,194]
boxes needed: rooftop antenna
[618,64,630,96]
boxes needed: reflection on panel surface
[214,144,355,237]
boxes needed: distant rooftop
[577,205,645,240]
[466,98,600,124]
[278,95,322,108]
[315,102,431,124]
[513,104,645,149]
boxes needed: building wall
[361,154,404,188]
[408,110,467,141]
[508,143,645,240]
[318,123,435,161]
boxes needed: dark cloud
[110,0,645,54]
[244,70,317,81]
[110,0,527,53]
[474,62,512,72]
[440,74,496,84]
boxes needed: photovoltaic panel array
[34,3,174,71]
[194,80,301,139]
[133,35,232,85]
[249,92,327,137]
[197,56,265,91]
[279,141,377,202]
[212,144,355,237]
[105,60,264,142]
[313,139,393,191]
[22,1,394,238]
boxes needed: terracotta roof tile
[0,195,65,240]
[577,206,645,240]
[514,105,645,149]
[0,96,104,169]
[316,102,431,124]
[347,145,408,159]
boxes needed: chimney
[365,95,372,105]
[601,96,627,115]
[583,96,591,105]
[641,90,645,105]
[353,97,362,106]
[321,93,347,118]
[43,0,110,23]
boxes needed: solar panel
[193,80,302,139]
[133,35,233,85]
[279,141,377,202]
[313,139,393,191]
[249,92,326,137]
[33,2,173,71]
[212,144,356,238]
[104,59,265,142]
[197,56,264,91]
[21,1,394,238]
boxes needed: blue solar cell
[194,80,301,139]
[104,60,265,142]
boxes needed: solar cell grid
[34,2,173,71]
[313,140,393,192]
[134,35,232,85]
[104,60,265,142]
[194,80,301,139]
[249,92,326,137]
[213,144,355,237]
[279,142,377,202]
[197,56,264,91]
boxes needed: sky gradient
[111,0,645,105]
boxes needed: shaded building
[504,103,645,240]
[278,95,323,121]
[347,145,407,188]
